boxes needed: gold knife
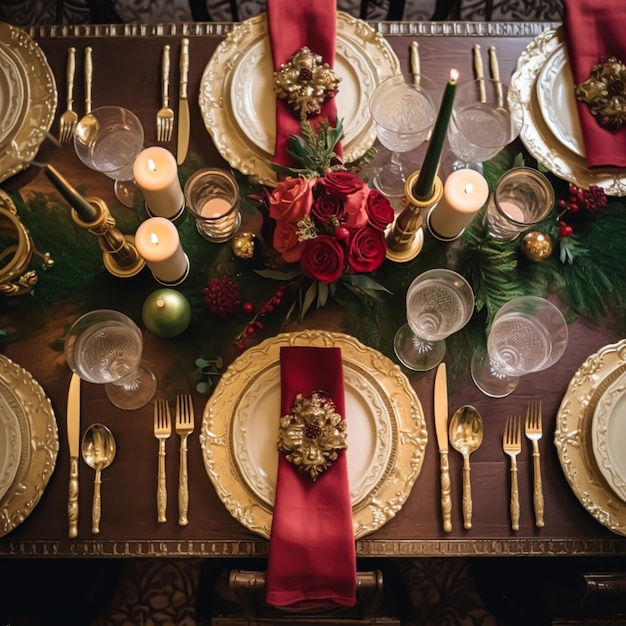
[84,46,93,114]
[434,362,452,532]
[67,373,81,538]
[176,37,190,165]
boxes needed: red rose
[319,171,369,230]
[273,220,304,263]
[366,189,395,231]
[311,191,345,226]
[319,171,364,195]
[347,226,387,273]
[269,176,315,223]
[343,186,369,230]
[300,235,345,284]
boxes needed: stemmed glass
[471,296,569,398]
[394,268,475,371]
[369,73,437,198]
[74,106,144,208]
[64,309,157,410]
[447,79,523,172]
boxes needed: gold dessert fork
[525,401,544,527]
[154,399,171,523]
[59,46,77,143]
[156,44,174,142]
[175,393,194,526]
[503,415,521,531]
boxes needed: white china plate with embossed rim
[510,27,626,196]
[591,368,626,502]
[0,388,23,503]
[0,23,57,183]
[199,12,400,187]
[536,42,585,158]
[555,340,626,535]
[0,355,59,538]
[200,330,427,540]
[0,41,28,150]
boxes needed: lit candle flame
[450,68,460,83]
[464,183,474,194]
[148,159,157,172]
[150,232,159,245]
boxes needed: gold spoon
[449,405,484,529]
[81,423,116,535]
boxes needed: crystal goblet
[370,74,437,198]
[394,268,475,371]
[64,309,157,410]
[447,79,523,173]
[74,106,144,208]
[471,296,569,398]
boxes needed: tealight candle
[133,147,184,219]
[134,217,189,285]
[428,168,489,240]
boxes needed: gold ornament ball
[142,288,192,338]
[521,231,553,262]
[232,231,256,259]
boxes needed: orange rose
[273,220,304,263]
[269,176,315,223]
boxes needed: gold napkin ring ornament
[273,47,341,121]
[278,390,347,481]
[575,56,626,129]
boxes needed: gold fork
[175,393,194,526]
[503,415,521,531]
[59,46,78,142]
[525,401,544,528]
[156,44,174,142]
[154,399,171,523]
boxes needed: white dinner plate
[591,368,626,502]
[0,42,28,150]
[536,43,585,158]
[199,12,400,186]
[200,330,427,540]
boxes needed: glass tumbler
[485,167,555,241]
[184,168,241,242]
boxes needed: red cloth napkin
[266,346,356,609]
[266,0,342,168]
[563,0,626,168]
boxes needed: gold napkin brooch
[278,391,347,481]
[274,47,341,121]
[575,57,626,129]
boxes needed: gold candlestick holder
[72,196,145,278]
[385,170,444,263]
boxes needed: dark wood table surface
[3,19,625,559]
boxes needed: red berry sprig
[233,284,286,351]
[202,277,241,318]
[556,183,607,238]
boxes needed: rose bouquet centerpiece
[254,119,395,319]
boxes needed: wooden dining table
[2,17,626,562]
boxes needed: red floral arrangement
[253,120,394,319]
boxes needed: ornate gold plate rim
[510,27,626,196]
[555,339,626,535]
[0,355,59,538]
[0,23,57,184]
[200,329,427,540]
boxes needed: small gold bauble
[232,231,256,260]
[521,230,553,262]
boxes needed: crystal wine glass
[394,268,475,371]
[370,73,437,198]
[64,309,157,410]
[471,296,569,398]
[447,79,523,172]
[74,106,144,208]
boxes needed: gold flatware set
[433,366,545,533]
[59,46,95,143]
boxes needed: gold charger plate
[555,340,626,535]
[200,330,427,540]
[510,27,626,196]
[0,355,59,537]
[0,23,57,183]
[198,11,400,186]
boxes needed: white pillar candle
[135,217,188,284]
[429,168,489,239]
[133,147,184,218]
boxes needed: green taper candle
[412,68,459,201]
[44,164,98,222]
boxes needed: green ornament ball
[142,289,191,338]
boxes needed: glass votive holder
[485,167,554,242]
[184,168,241,242]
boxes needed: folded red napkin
[266,346,356,609]
[266,0,342,168]
[563,0,626,168]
